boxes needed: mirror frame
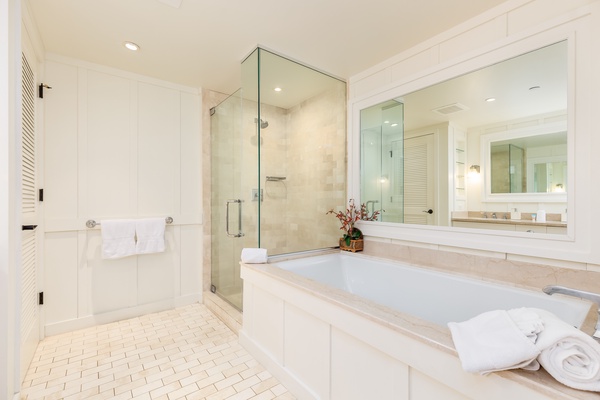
[481,120,568,203]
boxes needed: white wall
[42,56,203,335]
[348,0,600,266]
[1,0,21,397]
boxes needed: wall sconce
[469,165,480,174]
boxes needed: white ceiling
[26,0,508,96]
[401,40,567,131]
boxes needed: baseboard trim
[44,293,201,337]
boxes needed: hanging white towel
[241,248,268,264]
[101,219,136,259]
[135,218,166,255]
[533,308,600,392]
[447,308,542,375]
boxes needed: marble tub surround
[240,257,598,400]
[451,211,565,226]
[361,238,600,297]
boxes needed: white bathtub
[240,251,596,400]
[276,252,590,328]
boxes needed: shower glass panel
[210,89,257,310]
[360,100,404,222]
[509,144,524,193]
[211,48,346,311]
[245,48,347,256]
[491,143,525,193]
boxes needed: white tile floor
[20,303,295,400]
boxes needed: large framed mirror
[360,40,568,234]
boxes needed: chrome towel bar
[86,216,173,229]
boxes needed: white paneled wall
[43,56,202,335]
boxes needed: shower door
[210,90,255,310]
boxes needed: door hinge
[38,292,44,305]
[38,188,44,202]
[210,285,217,293]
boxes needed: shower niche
[210,48,347,310]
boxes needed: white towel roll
[241,248,268,264]
[533,308,600,392]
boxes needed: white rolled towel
[533,308,600,392]
[448,308,543,375]
[241,248,268,264]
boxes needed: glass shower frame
[210,48,347,310]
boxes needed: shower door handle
[226,199,244,238]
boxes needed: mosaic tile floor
[20,303,295,400]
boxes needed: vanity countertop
[451,217,567,228]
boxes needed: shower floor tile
[20,303,295,400]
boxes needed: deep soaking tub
[240,251,596,400]
[276,252,590,328]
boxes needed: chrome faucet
[491,212,497,219]
[543,285,600,338]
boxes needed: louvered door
[20,50,40,381]
[404,134,435,225]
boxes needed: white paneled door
[20,48,40,382]
[404,134,435,225]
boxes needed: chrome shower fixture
[254,118,269,129]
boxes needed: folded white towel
[448,308,542,374]
[533,308,600,392]
[101,219,136,259]
[241,248,268,264]
[135,218,166,255]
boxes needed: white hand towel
[448,309,542,375]
[135,218,166,255]
[241,248,268,264]
[532,308,600,392]
[101,219,136,259]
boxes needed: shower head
[254,118,269,129]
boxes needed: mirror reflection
[490,132,567,194]
[360,40,568,234]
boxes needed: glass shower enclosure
[360,100,405,223]
[210,48,347,310]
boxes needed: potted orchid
[327,199,381,252]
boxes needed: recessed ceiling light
[485,97,496,102]
[124,42,140,51]
[384,120,390,124]
[274,87,282,92]
[391,123,398,127]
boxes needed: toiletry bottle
[531,213,536,223]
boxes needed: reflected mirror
[489,130,567,194]
[360,40,568,232]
